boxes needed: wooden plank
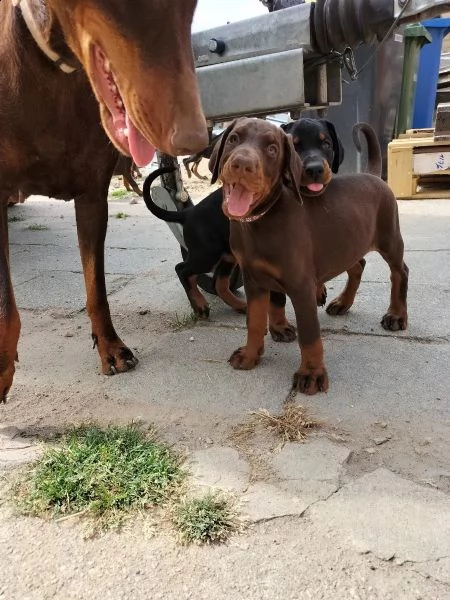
[399,190,450,200]
[389,137,449,149]
[388,144,415,198]
[400,128,434,139]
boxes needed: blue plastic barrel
[412,18,450,129]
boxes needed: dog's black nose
[305,162,324,181]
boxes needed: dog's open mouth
[90,44,155,167]
[224,183,257,218]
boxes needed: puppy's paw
[269,323,297,343]
[228,347,262,370]
[291,367,329,396]
[191,301,210,320]
[326,298,351,316]
[381,312,407,331]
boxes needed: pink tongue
[125,113,155,167]
[227,184,255,217]
[307,183,324,192]
[92,45,155,167]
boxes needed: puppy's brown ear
[209,119,239,184]
[282,131,303,203]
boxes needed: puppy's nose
[230,155,257,175]
[305,162,325,181]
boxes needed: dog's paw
[381,312,407,332]
[269,323,297,343]
[326,298,351,316]
[194,304,210,319]
[228,347,262,370]
[96,339,139,376]
[291,367,329,396]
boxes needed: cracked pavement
[0,182,449,599]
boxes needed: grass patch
[111,189,128,199]
[168,311,198,331]
[25,223,48,231]
[8,214,25,223]
[172,493,239,545]
[115,211,129,219]
[14,423,185,532]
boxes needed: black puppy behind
[143,118,378,324]
[143,167,245,318]
[282,119,382,195]
[281,118,344,195]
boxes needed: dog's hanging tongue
[125,113,156,167]
[306,183,324,193]
[92,45,155,167]
[226,184,255,217]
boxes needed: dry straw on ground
[231,402,322,449]
[252,402,322,442]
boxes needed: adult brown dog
[0,0,208,401]
[210,117,408,395]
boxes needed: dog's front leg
[0,200,21,401]
[289,283,328,395]
[268,291,296,342]
[229,275,269,370]
[74,192,138,375]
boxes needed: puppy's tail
[352,122,382,178]
[142,167,190,225]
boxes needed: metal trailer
[151,0,450,295]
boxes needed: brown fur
[211,118,408,395]
[0,0,207,401]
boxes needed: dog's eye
[322,139,331,148]
[227,133,239,144]
[267,143,278,156]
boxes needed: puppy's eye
[227,133,239,144]
[267,143,278,156]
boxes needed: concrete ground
[1,171,449,599]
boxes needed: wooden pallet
[388,136,450,199]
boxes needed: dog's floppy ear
[320,119,344,174]
[282,130,303,203]
[209,119,239,184]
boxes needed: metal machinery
[153,0,450,293]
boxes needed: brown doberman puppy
[210,117,408,395]
[0,0,208,401]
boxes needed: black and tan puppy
[281,118,344,194]
[210,117,408,395]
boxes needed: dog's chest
[229,214,303,288]
[0,68,114,198]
